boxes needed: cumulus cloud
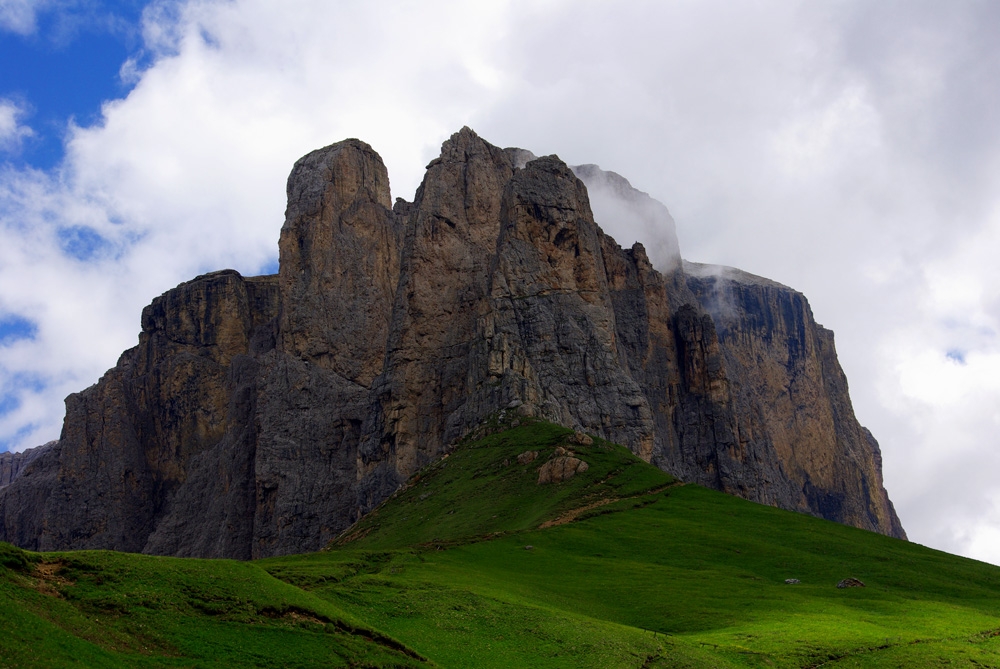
[1,0,999,566]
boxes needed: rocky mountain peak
[0,127,905,559]
[284,138,391,220]
[278,138,399,387]
[499,154,609,300]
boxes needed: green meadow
[3,420,1000,667]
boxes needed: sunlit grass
[4,420,1000,667]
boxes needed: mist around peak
[571,163,682,274]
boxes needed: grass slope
[3,419,1000,667]
[264,421,1000,667]
[0,543,426,667]
[328,420,674,551]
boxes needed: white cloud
[0,99,34,153]
[0,0,48,35]
[2,0,1000,566]
[0,163,139,451]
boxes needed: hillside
[0,542,427,667]
[3,421,998,667]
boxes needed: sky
[1,0,999,565]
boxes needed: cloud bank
[2,0,999,565]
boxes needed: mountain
[1,422,996,667]
[0,127,903,559]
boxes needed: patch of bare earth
[539,498,616,528]
[539,483,683,529]
[31,560,73,597]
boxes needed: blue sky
[1,0,1000,566]
[0,0,149,450]
[0,1,148,169]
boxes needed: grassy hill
[3,419,1000,667]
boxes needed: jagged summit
[0,128,904,559]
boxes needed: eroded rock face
[0,442,60,549]
[0,442,54,489]
[358,128,517,492]
[481,156,656,459]
[279,138,399,387]
[0,270,280,555]
[0,128,905,557]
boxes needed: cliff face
[0,442,53,488]
[0,128,905,557]
[683,263,905,537]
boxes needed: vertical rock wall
[685,262,905,537]
[0,270,279,555]
[483,156,656,458]
[359,128,515,497]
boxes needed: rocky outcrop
[481,155,657,456]
[0,441,62,549]
[0,441,54,488]
[0,127,905,558]
[278,139,399,387]
[538,456,589,484]
[517,451,539,465]
[358,129,516,499]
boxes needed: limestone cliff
[0,128,905,557]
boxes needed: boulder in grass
[538,457,589,484]
[836,578,866,588]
